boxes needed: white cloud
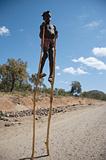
[98,72,103,75]
[64,81,68,84]
[57,72,61,76]
[63,67,87,75]
[72,57,106,70]
[84,21,100,28]
[92,47,106,57]
[59,80,69,84]
[0,26,10,36]
[56,66,60,70]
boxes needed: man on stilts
[39,11,58,83]
[31,11,58,160]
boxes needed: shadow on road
[19,154,49,160]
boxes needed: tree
[70,81,82,96]
[58,88,65,96]
[29,73,45,88]
[0,58,28,92]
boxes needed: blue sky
[0,0,106,92]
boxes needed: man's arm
[54,25,58,39]
[39,22,45,48]
[39,22,45,39]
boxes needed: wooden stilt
[31,26,45,160]
[45,39,56,155]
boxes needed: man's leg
[48,47,54,81]
[39,49,48,77]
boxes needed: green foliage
[0,58,28,92]
[42,87,51,94]
[16,81,32,91]
[70,81,82,96]
[81,90,106,101]
[29,73,44,87]
[53,88,70,96]
[57,88,66,96]
[29,74,38,86]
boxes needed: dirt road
[0,104,106,160]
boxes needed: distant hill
[81,90,106,101]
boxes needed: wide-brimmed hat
[42,11,51,18]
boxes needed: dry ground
[0,103,106,160]
[0,92,100,112]
[0,93,106,160]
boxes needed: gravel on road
[0,104,106,160]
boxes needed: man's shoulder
[48,23,57,31]
[49,23,56,28]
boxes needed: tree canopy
[0,58,28,92]
[81,90,106,100]
[70,81,82,96]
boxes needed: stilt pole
[45,39,56,155]
[31,26,45,160]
